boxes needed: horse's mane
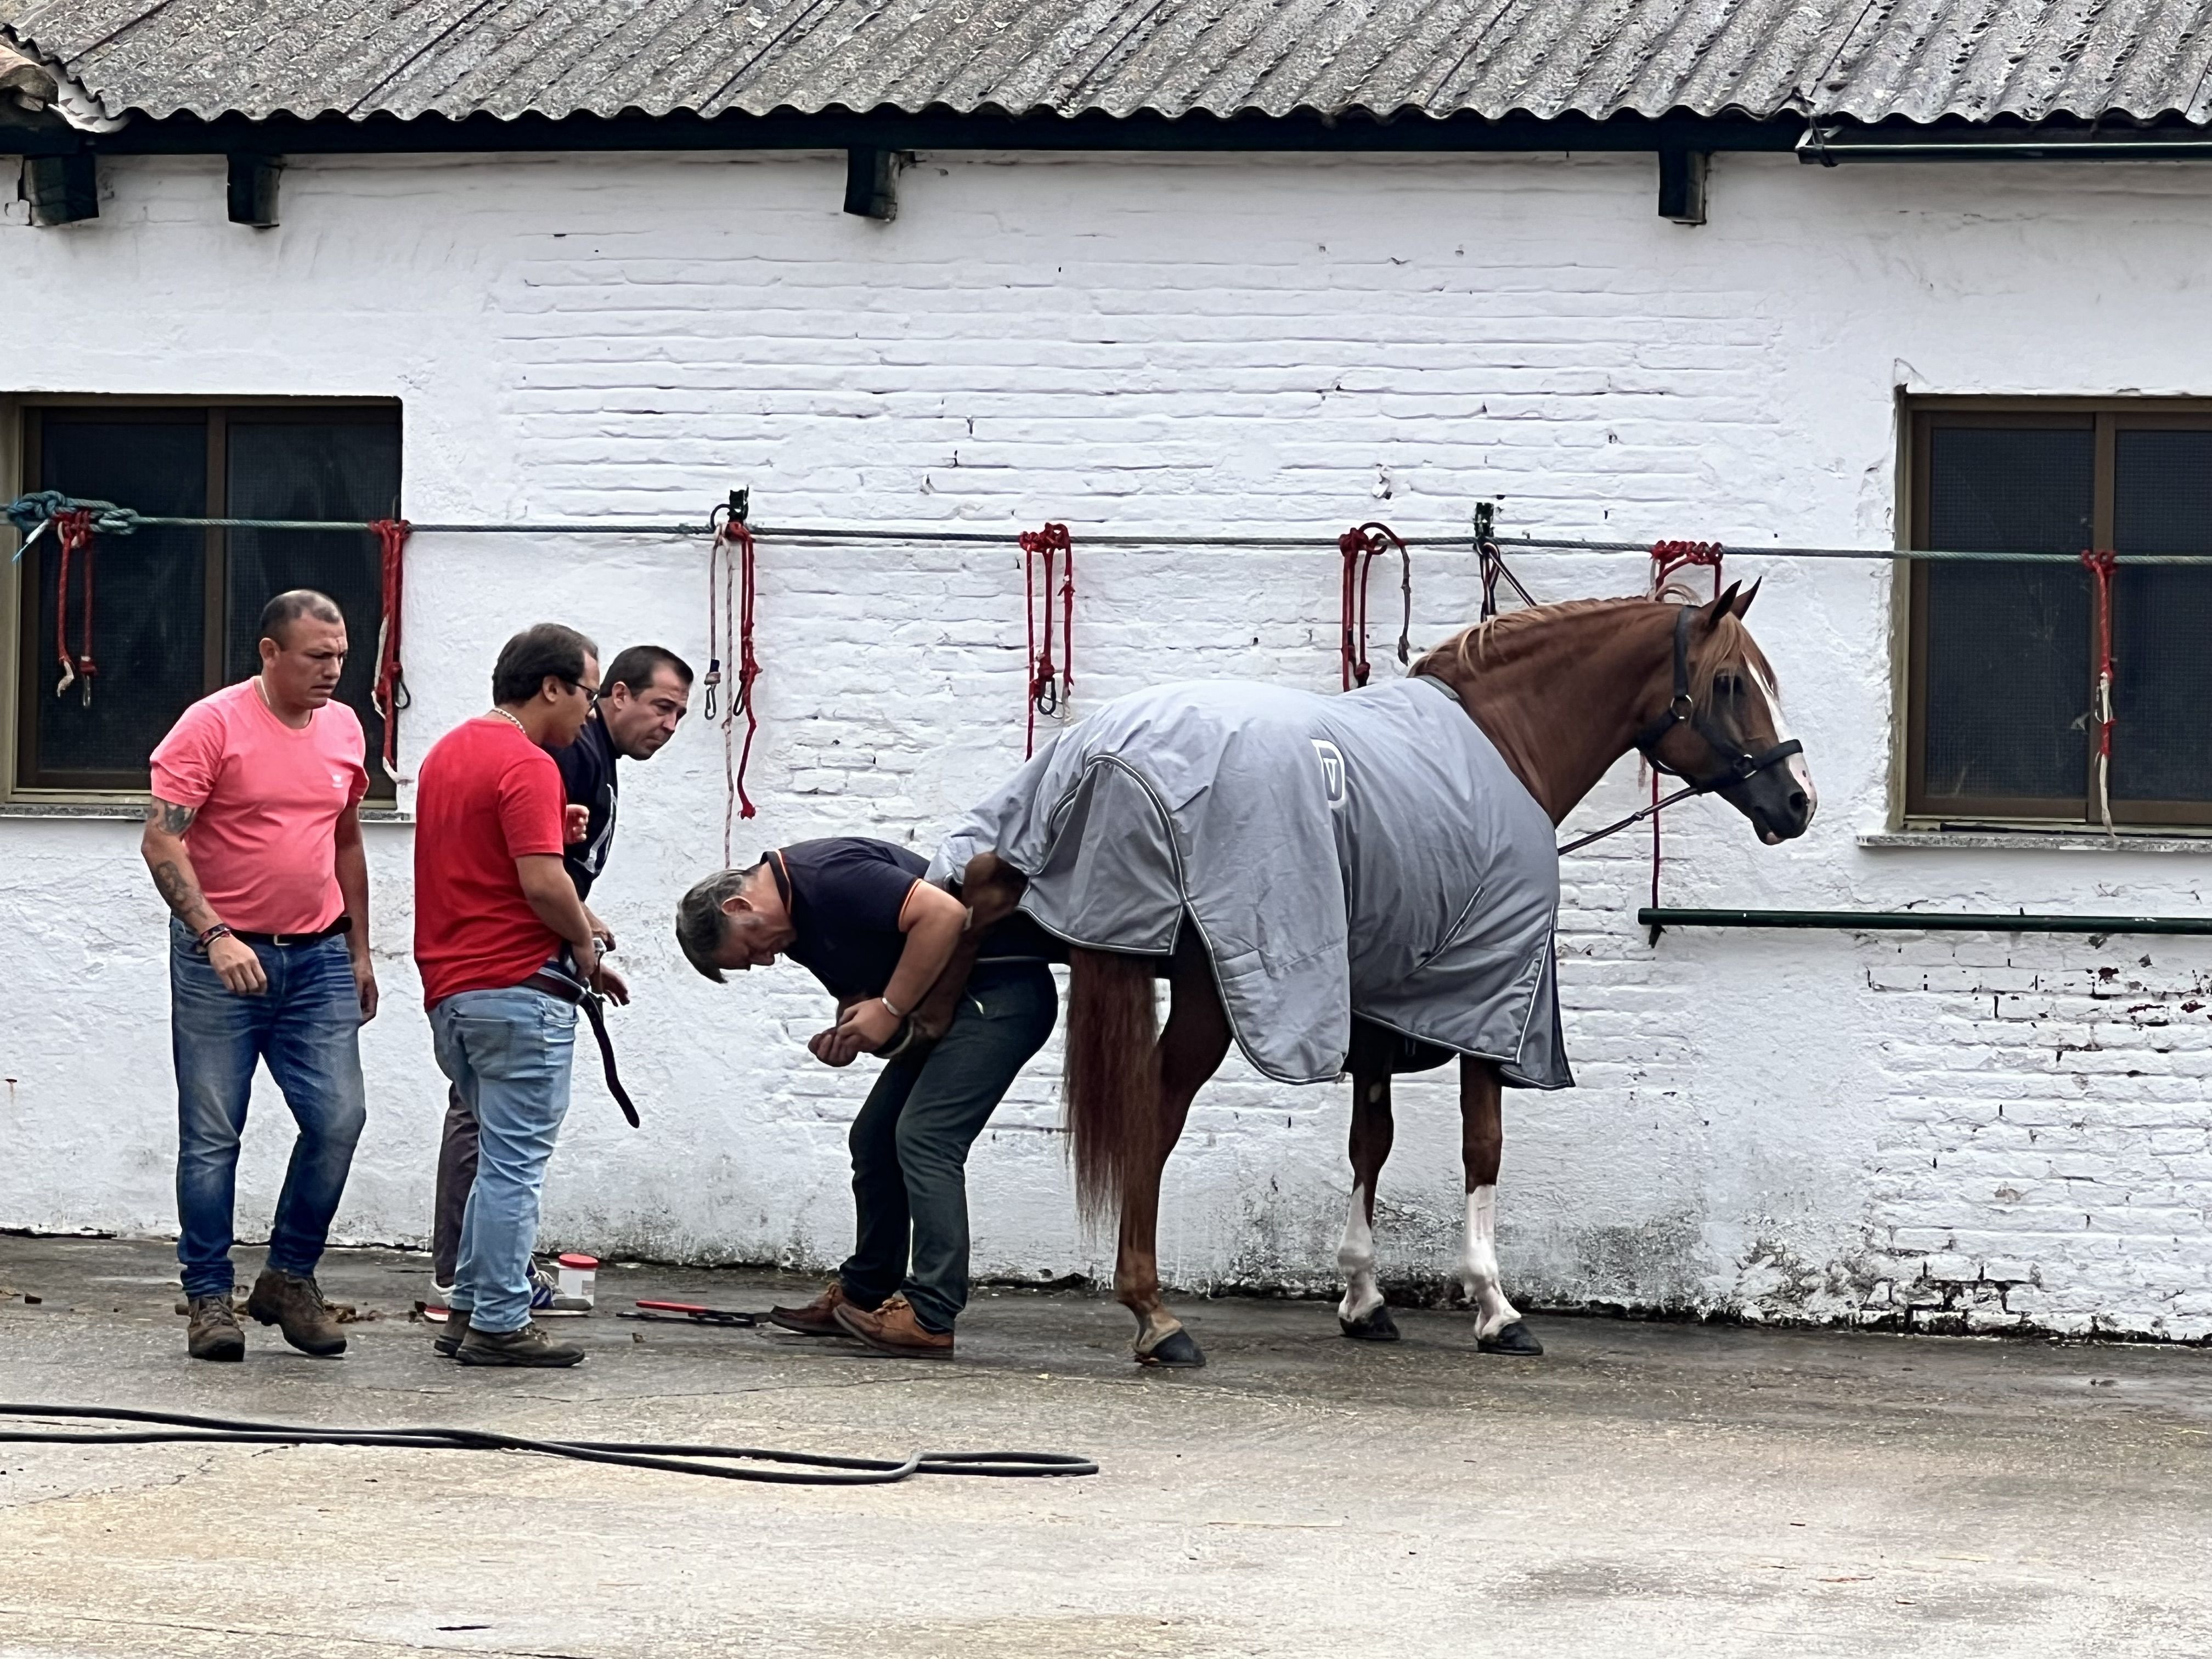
[1410,596,1640,678]
[1412,595,1779,712]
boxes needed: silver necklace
[489,709,528,736]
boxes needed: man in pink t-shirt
[143,590,376,1365]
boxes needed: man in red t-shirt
[143,590,376,1364]
[414,622,614,1368]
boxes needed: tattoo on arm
[151,859,216,931]
[145,796,196,836]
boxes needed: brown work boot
[832,1293,953,1359]
[768,1280,861,1337]
[455,1321,584,1368]
[245,1268,347,1357]
[186,1293,245,1362]
[433,1307,472,1358]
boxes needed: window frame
[5,394,403,803]
[1904,396,2212,831]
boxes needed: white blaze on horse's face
[1745,657,1817,842]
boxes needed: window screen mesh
[224,419,402,782]
[29,418,208,782]
[2111,428,2212,803]
[1921,426,2094,804]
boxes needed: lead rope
[1477,535,1534,622]
[1337,522,1410,689]
[1020,523,1074,757]
[369,519,410,781]
[709,513,761,861]
[1643,541,1724,943]
[51,507,95,703]
[2082,548,2119,834]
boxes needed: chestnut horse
[913,585,1814,1367]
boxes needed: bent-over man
[428,645,691,1307]
[143,589,377,1363]
[415,623,617,1368]
[676,841,1055,1358]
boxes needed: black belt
[233,917,352,948]
[522,968,641,1129]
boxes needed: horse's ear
[1700,582,1742,629]
[1732,576,1762,619]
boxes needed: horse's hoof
[1477,1319,1543,1356]
[1136,1328,1207,1368]
[1338,1305,1400,1342]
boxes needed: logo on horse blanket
[932,677,1571,1091]
[1311,740,1347,807]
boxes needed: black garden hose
[0,1403,1097,1486]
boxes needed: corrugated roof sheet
[6,0,2212,127]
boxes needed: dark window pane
[225,418,402,786]
[29,417,207,783]
[2111,428,2212,802]
[1921,426,2094,803]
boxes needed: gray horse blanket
[930,675,1571,1090]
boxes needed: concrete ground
[0,1236,2207,1659]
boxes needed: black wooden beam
[1657,145,1707,223]
[226,153,281,225]
[843,145,896,219]
[22,152,95,223]
[0,106,1809,159]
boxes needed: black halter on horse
[1557,605,1804,856]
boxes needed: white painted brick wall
[2,148,2209,1338]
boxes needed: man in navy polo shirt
[675,840,1056,1358]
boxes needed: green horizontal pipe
[1638,907,2212,936]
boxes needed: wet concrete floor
[1,1233,2207,1658]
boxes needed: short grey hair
[675,864,760,983]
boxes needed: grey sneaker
[433,1308,473,1358]
[455,1321,584,1368]
[187,1293,245,1362]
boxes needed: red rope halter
[1338,522,1409,690]
[1021,523,1074,757]
[369,518,410,779]
[709,515,761,858]
[2081,548,2119,833]
[51,507,96,703]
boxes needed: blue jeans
[428,987,576,1334]
[170,918,367,1299]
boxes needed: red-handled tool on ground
[618,1300,760,1328]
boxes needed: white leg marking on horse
[1336,1183,1383,1323]
[1747,659,1816,813]
[1459,1184,1520,1341]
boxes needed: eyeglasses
[562,679,602,708]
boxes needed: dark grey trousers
[839,961,1057,1334]
[431,1084,476,1286]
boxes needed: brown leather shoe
[245,1268,346,1357]
[186,1293,245,1362]
[832,1293,953,1359]
[768,1280,861,1337]
[433,1308,472,1358]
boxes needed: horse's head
[1642,582,1816,845]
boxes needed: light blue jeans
[428,986,576,1334]
[170,918,367,1299]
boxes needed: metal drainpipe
[1637,908,2212,936]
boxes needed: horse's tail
[1063,947,1160,1226]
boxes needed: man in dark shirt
[675,840,1056,1358]
[428,645,692,1305]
